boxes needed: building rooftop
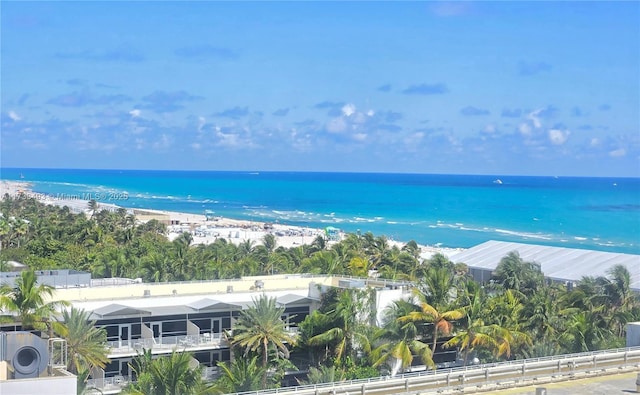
[450,240,640,290]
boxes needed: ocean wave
[494,228,552,240]
[41,181,98,189]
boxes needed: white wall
[375,287,413,326]
[0,372,76,395]
[626,322,640,347]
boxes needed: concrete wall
[375,287,413,326]
[0,369,76,395]
[626,322,640,347]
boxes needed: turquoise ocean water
[2,168,639,254]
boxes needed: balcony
[86,366,220,393]
[107,332,228,358]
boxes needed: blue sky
[1,1,639,176]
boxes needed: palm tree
[493,251,543,296]
[301,250,342,274]
[0,270,69,332]
[372,300,434,376]
[308,289,372,366]
[214,356,265,393]
[0,217,10,251]
[262,233,277,254]
[522,285,563,340]
[444,289,530,364]
[300,365,345,385]
[230,295,296,389]
[12,218,29,248]
[601,264,637,336]
[420,266,458,309]
[87,199,98,219]
[56,307,110,375]
[142,252,173,282]
[399,292,464,354]
[125,350,214,395]
[347,256,373,277]
[559,311,610,353]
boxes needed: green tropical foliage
[229,295,296,389]
[372,300,433,375]
[307,289,374,367]
[124,350,215,395]
[213,356,265,393]
[56,307,110,375]
[0,270,69,332]
[1,195,639,389]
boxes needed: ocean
[2,168,639,254]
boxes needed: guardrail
[228,346,640,395]
[86,346,640,394]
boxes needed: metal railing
[107,333,228,357]
[107,328,299,358]
[228,346,640,395]
[87,346,640,394]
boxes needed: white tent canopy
[450,240,640,290]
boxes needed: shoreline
[0,180,464,259]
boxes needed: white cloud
[548,129,570,145]
[352,112,368,124]
[342,103,356,117]
[404,132,424,146]
[527,109,543,128]
[366,109,375,117]
[8,110,21,121]
[152,134,171,150]
[352,133,367,142]
[191,142,201,150]
[484,124,496,134]
[215,131,241,147]
[129,109,141,117]
[326,117,347,133]
[519,123,532,136]
[590,138,601,147]
[609,148,626,157]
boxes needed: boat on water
[493,179,503,185]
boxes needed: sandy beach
[0,180,463,259]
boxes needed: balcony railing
[107,332,228,357]
[107,328,298,358]
[87,367,221,393]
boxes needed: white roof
[450,240,640,290]
[70,289,312,316]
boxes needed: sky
[1,1,639,177]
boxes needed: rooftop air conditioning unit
[0,331,49,379]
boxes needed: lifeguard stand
[325,226,341,241]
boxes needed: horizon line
[1,166,639,180]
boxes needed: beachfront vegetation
[1,195,639,391]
